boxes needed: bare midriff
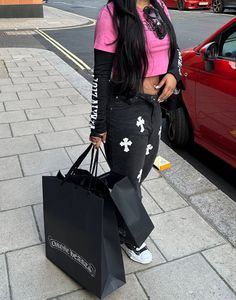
[111,74,161,95]
[141,75,160,95]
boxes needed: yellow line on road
[35,29,91,70]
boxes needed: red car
[164,0,212,10]
[165,17,236,168]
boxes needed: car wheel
[166,107,191,147]
[177,0,185,10]
[212,0,224,13]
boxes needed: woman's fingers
[156,73,177,102]
[89,132,107,148]
[158,86,174,102]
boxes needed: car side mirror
[200,42,219,72]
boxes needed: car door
[163,0,176,9]
[195,24,236,164]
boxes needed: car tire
[166,106,191,147]
[177,0,185,10]
[212,0,224,13]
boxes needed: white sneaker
[121,242,152,264]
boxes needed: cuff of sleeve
[90,128,107,138]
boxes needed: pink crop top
[94,1,171,77]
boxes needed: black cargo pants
[104,92,162,199]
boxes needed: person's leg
[141,101,162,183]
[104,95,153,198]
[104,95,154,264]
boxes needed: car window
[220,27,236,60]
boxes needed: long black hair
[106,0,177,96]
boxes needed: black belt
[112,92,159,105]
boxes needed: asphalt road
[2,0,236,200]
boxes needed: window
[219,26,236,60]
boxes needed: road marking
[53,2,98,9]
[35,29,91,70]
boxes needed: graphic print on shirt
[137,168,143,183]
[89,77,98,130]
[136,116,145,133]
[146,144,153,155]
[120,137,132,152]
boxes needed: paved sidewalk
[0,48,235,300]
[0,6,91,30]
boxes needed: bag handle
[61,143,107,185]
[61,143,94,184]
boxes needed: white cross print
[146,144,153,155]
[136,116,145,133]
[137,169,143,183]
[120,137,132,152]
[158,126,162,137]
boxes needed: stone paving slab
[0,206,40,253]
[68,94,89,105]
[0,92,19,102]
[0,102,5,112]
[59,103,91,116]
[11,119,53,137]
[0,135,39,157]
[76,126,91,144]
[141,186,163,215]
[4,99,40,111]
[0,83,30,93]
[0,156,22,181]
[33,203,44,242]
[25,106,63,120]
[0,110,26,123]
[158,141,218,197]
[36,129,83,150]
[150,206,225,260]
[20,148,72,176]
[37,96,71,108]
[7,244,79,300]
[189,190,236,246]
[137,254,236,300]
[55,274,148,300]
[0,124,11,139]
[202,244,236,292]
[0,6,90,30]
[0,254,10,300]
[50,115,88,131]
[0,174,48,210]
[17,90,49,100]
[143,177,188,211]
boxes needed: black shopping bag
[98,168,154,248]
[42,144,125,299]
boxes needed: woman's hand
[89,132,107,149]
[154,73,177,102]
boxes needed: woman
[89,0,182,264]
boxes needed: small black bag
[42,144,125,299]
[98,164,154,248]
